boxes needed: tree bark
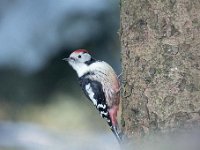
[120,0,200,139]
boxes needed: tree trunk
[120,0,200,139]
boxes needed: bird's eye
[78,55,81,58]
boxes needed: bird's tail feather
[111,125,122,143]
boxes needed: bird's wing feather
[79,77,112,126]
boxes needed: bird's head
[63,49,92,64]
[63,49,94,77]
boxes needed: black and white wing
[79,77,112,127]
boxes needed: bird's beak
[62,57,75,62]
[62,57,69,61]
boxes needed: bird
[63,49,121,143]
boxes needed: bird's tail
[111,125,122,143]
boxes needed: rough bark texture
[120,0,200,138]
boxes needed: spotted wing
[79,77,112,127]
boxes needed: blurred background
[0,0,121,149]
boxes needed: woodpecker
[63,49,121,143]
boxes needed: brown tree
[120,0,200,139]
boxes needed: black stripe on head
[85,58,96,65]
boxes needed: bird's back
[86,61,120,108]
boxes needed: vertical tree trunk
[120,0,200,138]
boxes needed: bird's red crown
[73,49,89,54]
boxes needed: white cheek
[83,54,91,62]
[69,62,89,77]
